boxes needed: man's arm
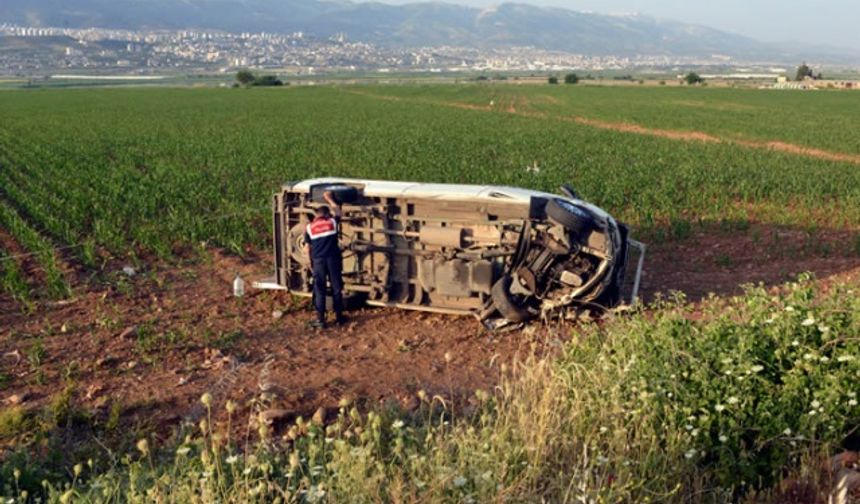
[323,190,342,218]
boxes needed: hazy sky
[353,0,860,49]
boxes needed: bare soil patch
[672,99,759,112]
[642,224,860,302]
[2,224,859,443]
[571,116,722,143]
[736,140,860,165]
[0,251,556,443]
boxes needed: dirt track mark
[734,140,860,165]
[672,99,759,112]
[565,117,860,164]
[347,89,860,165]
[571,116,722,143]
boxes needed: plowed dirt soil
[2,225,859,442]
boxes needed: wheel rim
[556,199,588,218]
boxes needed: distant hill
[0,0,853,61]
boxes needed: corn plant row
[0,246,29,302]
[0,200,70,298]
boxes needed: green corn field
[1,85,860,300]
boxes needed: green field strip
[351,85,860,163]
[0,168,81,249]
[411,85,860,155]
[0,86,858,267]
[0,131,139,259]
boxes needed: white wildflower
[791,339,800,347]
[784,428,792,436]
[811,400,821,409]
[820,356,830,363]
[803,353,814,360]
[785,306,795,312]
[684,449,697,459]
[727,396,740,405]
[801,317,815,326]
[453,476,467,488]
[226,455,238,465]
[685,424,694,431]
[176,446,191,456]
[391,420,405,430]
[818,324,830,333]
[715,404,726,412]
[599,426,608,434]
[750,365,764,373]
[808,410,817,416]
[719,435,728,443]
[850,399,858,407]
[838,355,855,362]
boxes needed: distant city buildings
[0,23,836,76]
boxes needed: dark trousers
[312,255,343,322]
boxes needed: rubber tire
[491,275,536,323]
[545,198,594,235]
[311,184,359,204]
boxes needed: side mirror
[559,184,580,200]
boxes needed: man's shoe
[308,319,326,330]
[335,315,348,326]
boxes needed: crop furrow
[0,199,70,299]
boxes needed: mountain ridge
[0,0,854,61]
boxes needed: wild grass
[4,274,859,502]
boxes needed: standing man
[304,191,347,329]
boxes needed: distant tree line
[547,73,581,85]
[235,70,286,87]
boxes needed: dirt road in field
[2,225,860,441]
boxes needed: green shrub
[0,406,30,438]
[685,72,704,85]
[250,75,284,87]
